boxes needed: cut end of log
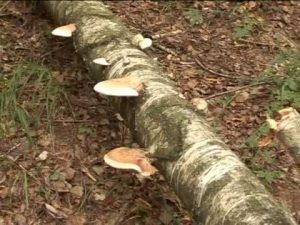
[103,147,157,176]
[278,107,296,119]
[93,76,142,97]
[267,118,278,130]
[51,23,76,37]
[93,58,110,66]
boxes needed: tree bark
[42,1,297,224]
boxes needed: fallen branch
[154,43,178,56]
[194,57,237,79]
[237,39,276,47]
[205,82,267,100]
[152,29,182,39]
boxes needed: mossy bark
[42,1,297,224]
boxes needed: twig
[204,82,268,100]
[41,119,93,123]
[0,1,11,14]
[237,39,276,47]
[0,154,40,183]
[7,143,21,153]
[154,43,177,56]
[194,57,238,79]
[152,29,182,39]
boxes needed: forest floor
[0,1,299,225]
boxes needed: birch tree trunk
[42,1,297,224]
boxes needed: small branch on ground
[204,82,268,100]
[7,143,21,153]
[237,39,276,47]
[0,1,11,14]
[154,43,178,56]
[41,119,93,123]
[0,154,41,184]
[152,29,182,39]
[194,57,240,79]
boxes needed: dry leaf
[70,186,84,198]
[38,151,49,161]
[258,132,274,147]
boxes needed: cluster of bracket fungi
[52,23,157,177]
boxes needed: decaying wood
[42,1,298,224]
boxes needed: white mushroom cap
[132,34,152,49]
[139,38,152,49]
[51,23,76,37]
[93,58,110,66]
[103,147,157,176]
[93,76,143,97]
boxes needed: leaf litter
[0,1,300,224]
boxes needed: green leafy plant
[50,170,60,181]
[254,169,281,185]
[216,95,236,108]
[257,50,300,115]
[233,15,258,39]
[183,8,203,26]
[78,126,93,135]
[245,122,271,149]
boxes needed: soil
[0,1,299,224]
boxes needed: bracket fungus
[103,147,157,176]
[51,23,76,37]
[93,58,110,66]
[93,76,143,97]
[132,34,152,50]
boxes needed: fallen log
[267,107,300,165]
[42,1,297,224]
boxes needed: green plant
[254,169,281,185]
[245,122,271,152]
[161,1,177,11]
[0,60,62,141]
[216,95,236,108]
[78,125,93,135]
[257,50,300,115]
[183,8,203,26]
[50,170,60,181]
[233,15,258,39]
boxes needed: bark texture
[42,1,297,224]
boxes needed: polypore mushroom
[51,23,76,37]
[132,34,152,49]
[93,76,143,97]
[103,147,157,176]
[139,38,152,49]
[93,58,110,66]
